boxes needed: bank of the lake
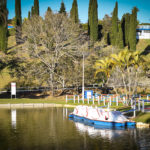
[0,98,150,125]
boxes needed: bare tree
[14,13,88,95]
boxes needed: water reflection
[0,108,149,150]
[72,118,134,140]
[63,108,68,119]
[11,109,17,129]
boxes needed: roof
[137,28,150,31]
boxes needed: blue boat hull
[125,121,136,126]
[69,114,129,127]
[93,120,125,127]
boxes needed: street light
[82,52,85,101]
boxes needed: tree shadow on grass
[0,91,49,99]
[141,45,150,55]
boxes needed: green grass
[136,39,150,52]
[133,112,150,123]
[8,35,16,49]
[0,98,66,104]
[0,98,127,110]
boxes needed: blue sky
[7,0,150,23]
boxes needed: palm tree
[95,57,114,84]
[95,49,150,101]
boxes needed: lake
[0,107,150,150]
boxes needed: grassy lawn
[0,97,127,109]
[136,39,150,52]
[0,97,66,104]
[133,112,150,123]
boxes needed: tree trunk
[50,73,54,96]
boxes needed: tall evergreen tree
[70,0,79,23]
[116,24,124,49]
[129,7,138,51]
[111,2,118,46]
[15,0,22,44]
[34,0,39,16]
[121,13,130,47]
[88,0,92,35]
[45,7,52,19]
[31,6,35,17]
[47,7,52,13]
[124,13,130,46]
[0,0,8,52]
[28,11,31,19]
[15,0,22,26]
[59,1,66,14]
[121,15,125,46]
[88,0,98,41]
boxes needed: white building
[136,25,150,39]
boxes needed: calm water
[0,108,150,150]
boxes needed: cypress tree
[31,6,35,17]
[0,0,8,52]
[28,11,31,19]
[111,2,118,46]
[88,0,92,35]
[125,13,130,47]
[59,1,66,14]
[129,7,138,51]
[121,13,130,46]
[116,24,124,49]
[45,7,52,19]
[70,0,79,23]
[34,0,39,16]
[88,0,98,41]
[15,0,22,26]
[15,0,22,44]
[47,7,52,13]
[121,15,125,46]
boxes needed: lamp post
[82,52,85,101]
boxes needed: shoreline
[0,103,76,109]
[0,103,149,128]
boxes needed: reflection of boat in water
[69,106,136,127]
[73,120,126,140]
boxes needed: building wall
[137,30,150,39]
[136,25,150,39]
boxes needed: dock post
[116,96,118,106]
[104,97,105,106]
[123,97,125,105]
[98,96,100,105]
[66,95,68,103]
[78,95,80,103]
[147,95,149,104]
[131,99,133,107]
[133,104,136,118]
[74,95,75,103]
[93,96,95,104]
[109,96,112,106]
[142,101,145,112]
[138,100,140,111]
